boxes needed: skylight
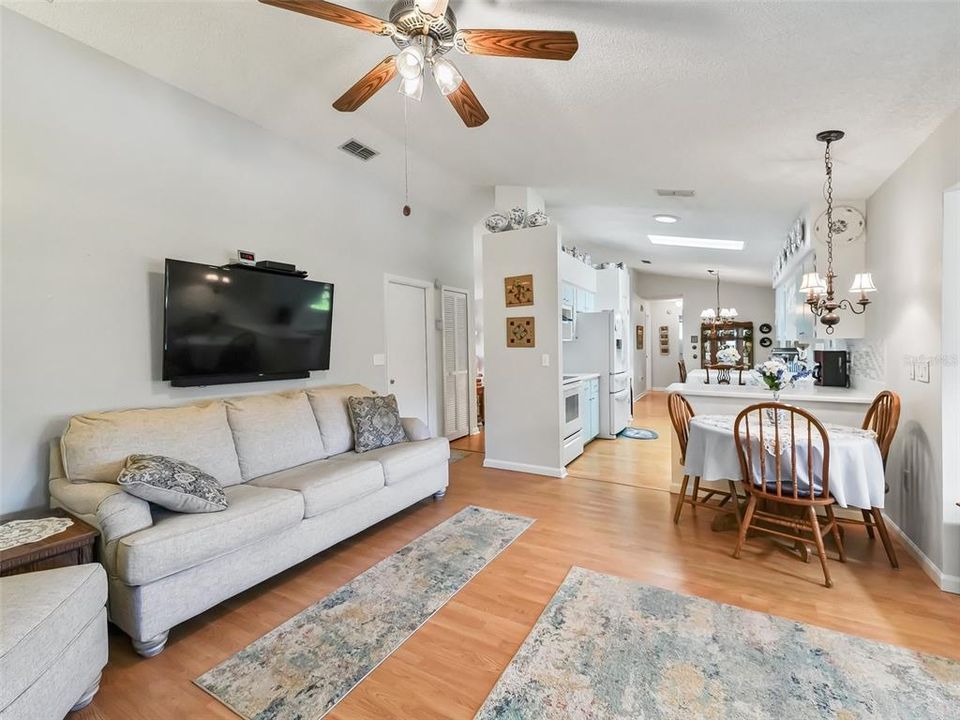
[648,235,744,251]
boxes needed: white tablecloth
[683,414,885,509]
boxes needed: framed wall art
[659,325,670,355]
[504,274,534,307]
[636,325,644,350]
[506,316,535,348]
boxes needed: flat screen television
[163,259,334,386]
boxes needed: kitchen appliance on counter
[813,350,850,387]
[562,376,584,464]
[563,310,631,438]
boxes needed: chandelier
[700,269,738,326]
[799,130,876,334]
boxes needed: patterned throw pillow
[117,455,228,513]
[347,394,408,454]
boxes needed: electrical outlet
[916,360,930,383]
[372,354,386,367]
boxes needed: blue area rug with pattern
[196,506,533,720]
[619,427,659,440]
[476,567,959,719]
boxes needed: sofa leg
[132,631,169,658]
[433,488,447,500]
[70,673,101,712]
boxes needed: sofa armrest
[401,417,432,442]
[49,477,153,545]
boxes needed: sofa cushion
[0,564,107,710]
[305,384,375,456]
[250,456,384,518]
[226,392,326,481]
[353,437,450,485]
[118,454,228,513]
[61,401,243,487]
[116,485,303,585]
[347,394,407,453]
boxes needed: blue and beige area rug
[476,567,959,719]
[196,506,533,720]
[618,427,659,440]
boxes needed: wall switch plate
[908,362,915,381]
[373,354,386,367]
[541,354,550,367]
[916,360,930,383]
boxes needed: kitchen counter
[665,380,874,404]
[563,372,601,385]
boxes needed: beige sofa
[48,384,449,657]
[0,565,108,719]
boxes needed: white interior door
[441,287,470,440]
[385,279,430,425]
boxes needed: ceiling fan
[259,0,579,127]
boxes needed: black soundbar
[170,371,310,387]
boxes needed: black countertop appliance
[813,350,850,388]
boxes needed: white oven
[563,378,583,439]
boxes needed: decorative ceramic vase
[526,210,548,228]
[508,207,526,230]
[484,213,509,233]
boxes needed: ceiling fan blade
[259,0,391,36]
[447,79,489,128]
[333,56,397,112]
[455,29,579,61]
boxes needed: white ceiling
[9,0,960,284]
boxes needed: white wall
[0,11,480,513]
[648,299,682,389]
[862,109,960,591]
[631,271,776,371]
[632,295,650,395]
[481,225,563,475]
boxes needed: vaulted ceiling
[9,0,960,284]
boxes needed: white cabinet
[583,376,600,443]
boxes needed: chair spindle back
[862,391,901,467]
[667,392,695,462]
[678,359,688,383]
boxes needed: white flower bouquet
[756,359,810,394]
[716,346,742,365]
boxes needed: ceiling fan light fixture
[398,74,424,101]
[432,58,463,96]
[396,45,425,81]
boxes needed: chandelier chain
[824,139,834,275]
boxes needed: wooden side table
[0,508,98,577]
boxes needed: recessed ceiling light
[653,214,680,224]
[648,235,744,251]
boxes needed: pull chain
[402,95,411,217]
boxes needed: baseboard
[482,458,567,478]
[883,513,960,594]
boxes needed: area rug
[449,448,470,464]
[618,427,659,440]
[476,566,959,719]
[197,506,533,720]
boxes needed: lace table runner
[0,517,73,551]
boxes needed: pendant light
[700,269,737,326]
[801,131,876,334]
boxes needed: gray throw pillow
[347,394,408,453]
[117,454,228,513]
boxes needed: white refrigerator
[563,310,631,438]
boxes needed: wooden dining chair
[668,392,739,525]
[841,390,901,568]
[732,402,845,587]
[678,359,688,383]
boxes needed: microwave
[561,304,575,342]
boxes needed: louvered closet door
[442,288,470,440]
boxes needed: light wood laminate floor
[76,396,959,720]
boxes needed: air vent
[339,139,379,161]
[655,189,695,197]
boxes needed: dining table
[683,414,886,513]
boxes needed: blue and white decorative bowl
[484,213,510,233]
[526,210,548,227]
[508,207,527,229]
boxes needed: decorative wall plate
[506,316,535,347]
[759,323,772,334]
[814,205,866,244]
[759,337,773,348]
[504,274,534,307]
